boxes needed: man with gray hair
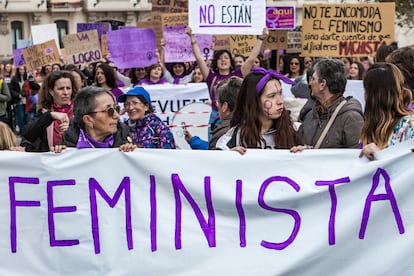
[294,58,364,149]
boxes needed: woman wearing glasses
[20,71,78,152]
[285,56,305,80]
[62,86,136,152]
[118,86,175,149]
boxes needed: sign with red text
[189,0,266,35]
[301,3,395,57]
[62,30,103,65]
[0,141,414,274]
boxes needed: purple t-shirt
[111,87,124,103]
[206,68,243,111]
[140,78,168,85]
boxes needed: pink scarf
[48,102,73,147]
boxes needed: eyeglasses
[290,62,299,65]
[87,106,120,117]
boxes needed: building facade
[0,0,412,63]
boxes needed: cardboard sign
[212,35,230,50]
[22,40,61,72]
[152,0,188,13]
[161,12,188,26]
[301,3,395,57]
[262,30,288,50]
[286,31,302,53]
[62,30,102,65]
[229,35,257,57]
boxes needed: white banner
[1,140,414,275]
[189,0,266,35]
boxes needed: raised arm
[185,26,210,80]
[241,28,269,77]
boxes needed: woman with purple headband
[215,67,301,154]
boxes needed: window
[11,21,23,50]
[55,20,68,48]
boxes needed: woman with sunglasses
[62,86,136,152]
[118,86,175,149]
[285,56,305,80]
[216,68,301,154]
[20,71,78,152]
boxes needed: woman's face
[192,68,204,83]
[18,66,25,76]
[216,52,231,71]
[88,93,119,138]
[289,58,300,74]
[150,65,162,80]
[52,64,61,72]
[349,63,360,80]
[260,79,284,121]
[234,56,245,68]
[95,68,107,85]
[341,58,351,73]
[173,64,184,76]
[71,71,83,91]
[135,67,146,79]
[50,78,72,107]
[304,57,313,69]
[124,96,148,121]
[253,58,261,67]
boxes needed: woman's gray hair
[73,86,114,129]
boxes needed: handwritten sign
[301,3,395,57]
[189,0,266,35]
[22,40,61,72]
[286,31,302,53]
[12,48,26,67]
[229,35,257,57]
[262,30,288,50]
[107,28,157,68]
[163,25,213,62]
[266,6,295,30]
[212,35,230,50]
[62,30,102,65]
[161,12,188,26]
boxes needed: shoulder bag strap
[314,100,347,149]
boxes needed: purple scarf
[76,128,114,149]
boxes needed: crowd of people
[0,35,413,160]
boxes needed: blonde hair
[0,122,17,150]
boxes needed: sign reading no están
[188,0,266,35]
[301,3,395,57]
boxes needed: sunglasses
[87,106,120,117]
[290,62,299,65]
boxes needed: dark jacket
[63,120,132,148]
[209,116,231,150]
[299,97,364,148]
[20,110,55,152]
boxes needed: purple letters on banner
[258,176,301,250]
[107,28,157,68]
[47,180,79,247]
[315,177,350,245]
[266,7,295,30]
[89,177,133,254]
[236,180,246,247]
[150,175,157,252]
[77,23,111,40]
[172,174,216,249]
[9,177,41,253]
[359,168,405,239]
[164,25,213,63]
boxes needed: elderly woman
[20,71,78,152]
[118,86,175,149]
[62,86,135,152]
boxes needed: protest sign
[286,31,302,53]
[12,48,26,67]
[1,140,414,275]
[163,25,213,63]
[262,30,288,50]
[301,3,395,57]
[266,6,295,30]
[161,12,188,26]
[77,23,111,57]
[107,28,157,68]
[189,0,266,35]
[22,40,61,72]
[152,0,187,13]
[212,35,230,50]
[31,24,60,50]
[229,35,257,57]
[62,30,102,65]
